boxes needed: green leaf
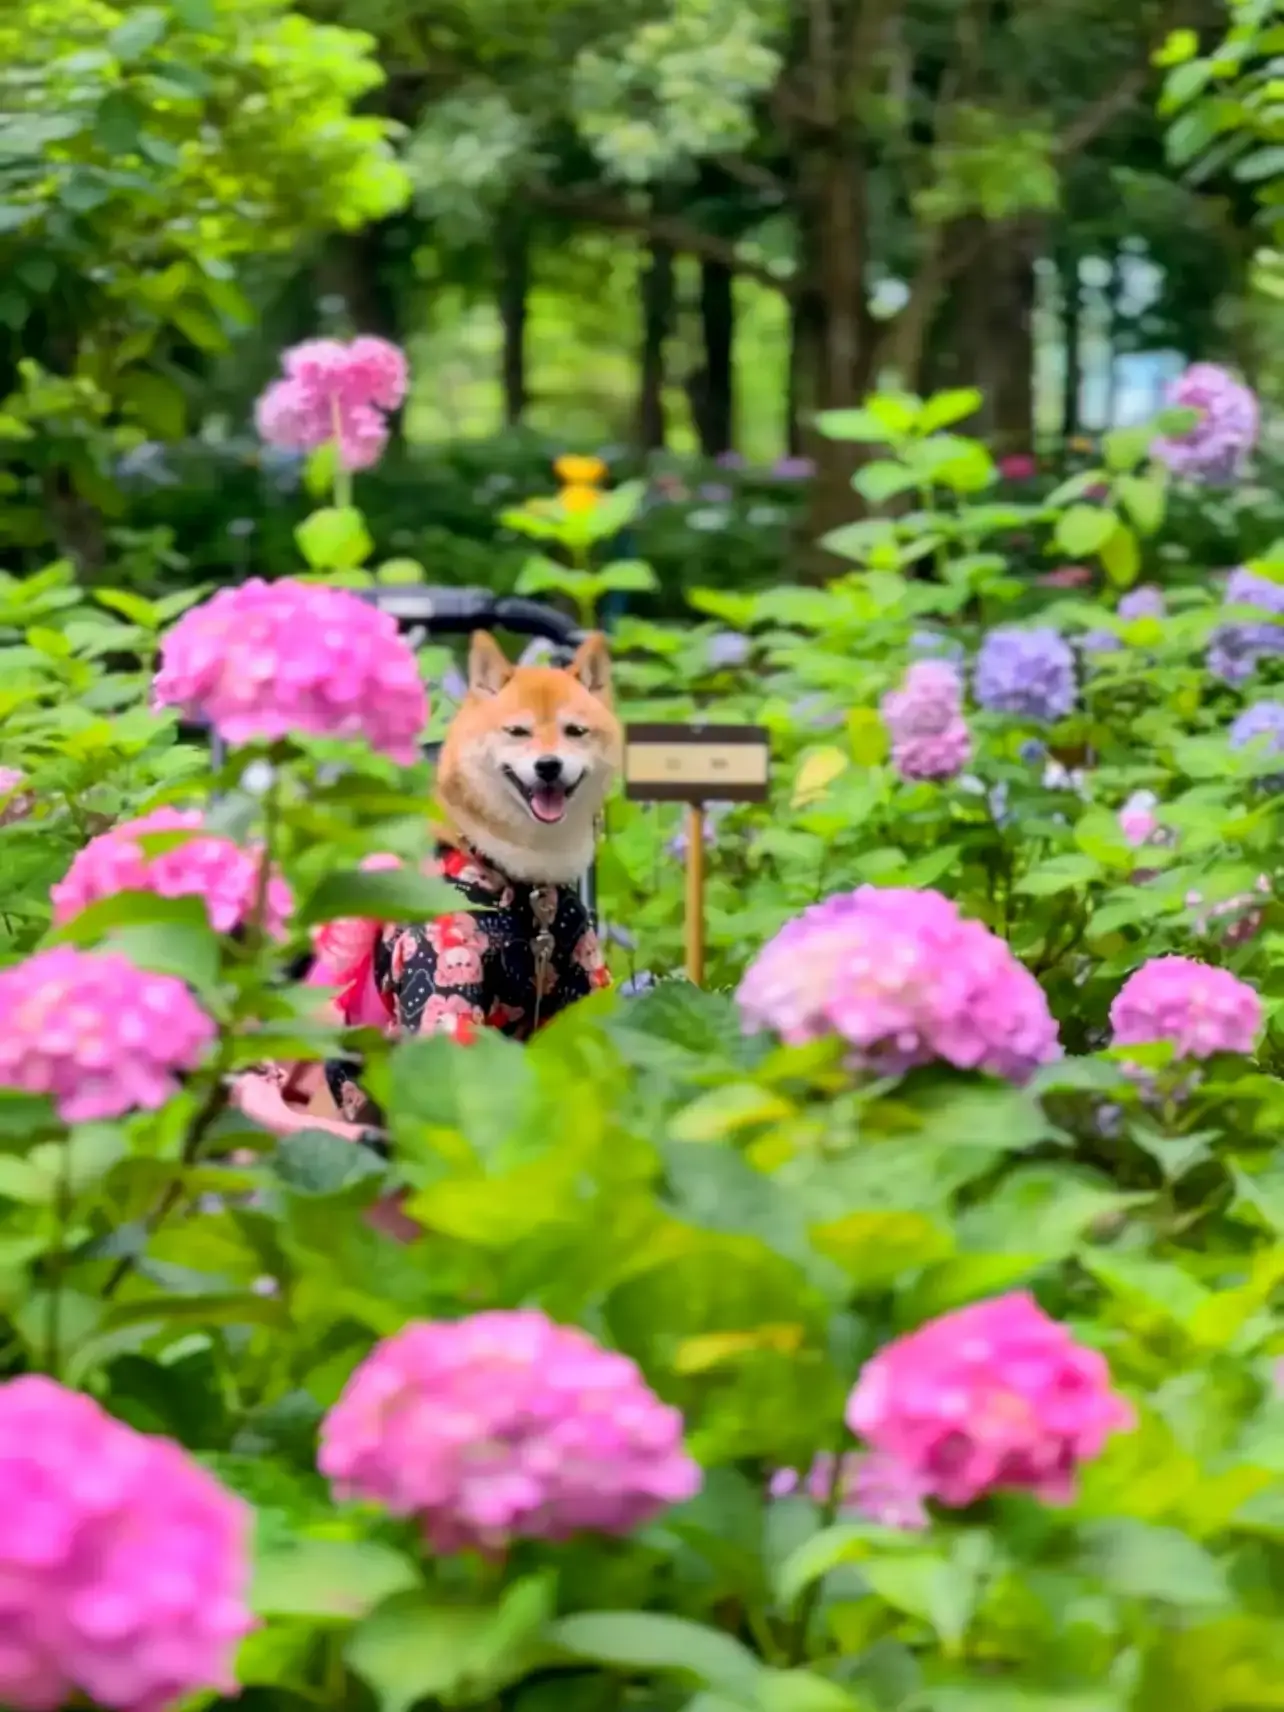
[1078,1520,1230,1609]
[253,1539,419,1621]
[1055,505,1118,558]
[271,1130,386,1196]
[299,867,464,927]
[550,1613,763,1695]
[596,559,660,595]
[296,506,374,572]
[1116,473,1165,536]
[670,1084,794,1143]
[914,389,982,434]
[119,370,186,439]
[852,461,917,505]
[1102,425,1155,472]
[756,1671,867,1712]
[1015,854,1102,896]
[813,409,896,445]
[347,1581,554,1712]
[95,91,142,153]
[776,1522,919,1605]
[111,7,168,60]
[1236,145,1284,183]
[1100,521,1140,589]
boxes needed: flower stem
[332,401,352,511]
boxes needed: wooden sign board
[624,723,770,804]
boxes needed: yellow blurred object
[1069,436,1095,454]
[792,745,849,807]
[559,483,601,514]
[554,454,607,486]
[673,1324,806,1375]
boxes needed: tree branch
[526,185,797,296]
[1054,0,1203,158]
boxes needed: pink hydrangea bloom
[0,767,31,827]
[1038,565,1093,589]
[998,453,1037,481]
[845,1292,1134,1507]
[1118,790,1160,849]
[881,661,972,782]
[0,1374,254,1712]
[254,335,408,471]
[319,1310,701,1552]
[51,807,292,938]
[736,886,1061,1082]
[1109,955,1261,1059]
[152,578,428,763]
[769,1452,930,1530]
[0,947,215,1122]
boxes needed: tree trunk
[315,223,399,339]
[942,218,1039,448]
[497,217,530,427]
[637,238,674,451]
[695,259,735,455]
[796,144,875,574]
[1060,246,1082,443]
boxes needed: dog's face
[437,632,622,881]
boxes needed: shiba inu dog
[436,630,623,885]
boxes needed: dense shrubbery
[4,373,1284,1711]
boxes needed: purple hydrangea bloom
[1153,363,1259,484]
[1229,699,1284,784]
[771,456,815,480]
[1081,629,1122,658]
[705,630,751,669]
[715,450,746,470]
[881,661,971,781]
[974,628,1077,723]
[667,802,731,859]
[769,1453,929,1531]
[1118,586,1165,621]
[1208,569,1284,684]
[698,483,734,503]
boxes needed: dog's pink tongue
[530,787,567,823]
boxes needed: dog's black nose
[534,755,563,784]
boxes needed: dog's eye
[503,725,532,739]
[564,723,589,739]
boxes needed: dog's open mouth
[503,767,581,825]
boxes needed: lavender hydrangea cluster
[1118,586,1166,621]
[1229,699,1284,786]
[880,660,971,781]
[1208,569,1284,684]
[974,627,1077,723]
[1153,362,1259,484]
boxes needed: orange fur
[436,633,622,885]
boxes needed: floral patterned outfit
[323,841,609,1127]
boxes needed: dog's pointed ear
[468,631,514,696]
[568,632,611,700]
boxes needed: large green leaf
[550,1612,763,1695]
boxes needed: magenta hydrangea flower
[736,886,1061,1082]
[0,947,215,1122]
[881,661,971,782]
[319,1310,701,1552]
[152,579,428,762]
[51,807,292,938]
[1153,362,1258,484]
[254,335,408,471]
[0,1375,253,1712]
[1109,955,1261,1060]
[769,1452,929,1531]
[845,1292,1134,1507]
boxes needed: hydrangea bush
[5,377,1284,1712]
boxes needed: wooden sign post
[624,723,771,986]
